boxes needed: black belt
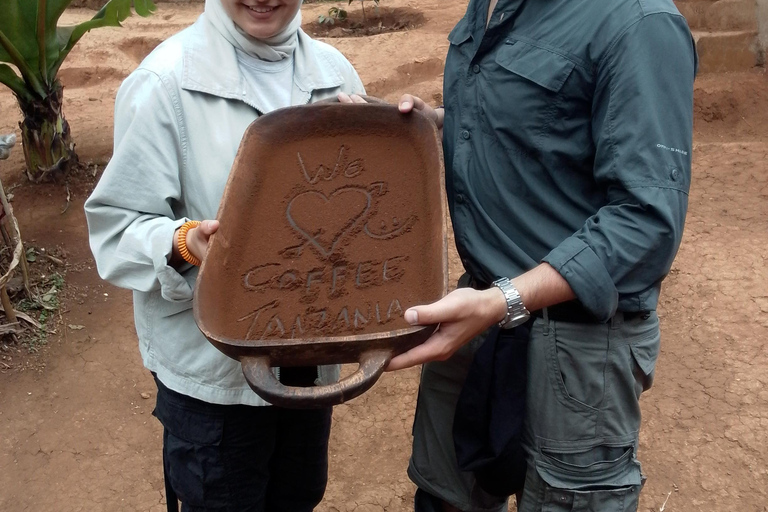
[532,301,651,324]
[463,273,649,324]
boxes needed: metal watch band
[492,277,530,329]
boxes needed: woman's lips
[243,3,280,19]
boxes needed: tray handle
[241,350,391,409]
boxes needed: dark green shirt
[444,0,697,322]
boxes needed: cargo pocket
[536,444,643,512]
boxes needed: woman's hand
[337,92,445,131]
[386,287,507,371]
[337,92,368,104]
[171,219,219,266]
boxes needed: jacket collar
[181,15,345,109]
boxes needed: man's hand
[387,263,576,372]
[386,287,507,371]
[397,94,444,131]
[337,92,444,131]
[172,219,219,265]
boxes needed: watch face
[501,312,530,329]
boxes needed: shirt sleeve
[342,58,366,96]
[542,12,697,321]
[84,69,194,303]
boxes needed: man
[345,0,696,509]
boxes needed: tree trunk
[17,81,77,183]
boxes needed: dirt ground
[1,1,767,511]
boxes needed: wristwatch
[492,277,530,329]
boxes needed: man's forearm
[485,263,577,324]
[512,263,576,313]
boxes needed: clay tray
[194,100,448,408]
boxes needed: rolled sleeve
[85,69,193,302]
[544,12,696,319]
[543,237,618,322]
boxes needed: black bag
[452,323,530,497]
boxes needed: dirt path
[1,2,767,511]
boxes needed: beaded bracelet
[177,220,202,266]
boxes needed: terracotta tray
[194,100,448,408]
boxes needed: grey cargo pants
[409,308,660,512]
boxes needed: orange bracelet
[177,220,202,266]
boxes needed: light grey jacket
[84,15,365,405]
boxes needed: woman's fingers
[185,220,219,261]
[338,92,368,104]
[198,219,219,237]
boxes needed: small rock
[140,392,152,400]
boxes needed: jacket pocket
[495,39,576,93]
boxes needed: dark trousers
[153,372,332,512]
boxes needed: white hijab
[204,0,303,62]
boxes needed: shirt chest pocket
[483,40,577,147]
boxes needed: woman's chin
[241,24,280,39]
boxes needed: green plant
[318,6,348,25]
[0,0,156,182]
[349,0,379,25]
[15,270,65,351]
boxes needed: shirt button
[461,130,471,140]
[456,194,466,204]
[472,64,481,74]
[670,168,680,181]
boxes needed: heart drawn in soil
[286,186,372,259]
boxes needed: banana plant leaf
[0,0,156,99]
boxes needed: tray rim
[193,101,450,351]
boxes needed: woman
[85,1,365,510]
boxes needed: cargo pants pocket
[542,485,641,512]
[535,444,643,512]
[527,320,610,440]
